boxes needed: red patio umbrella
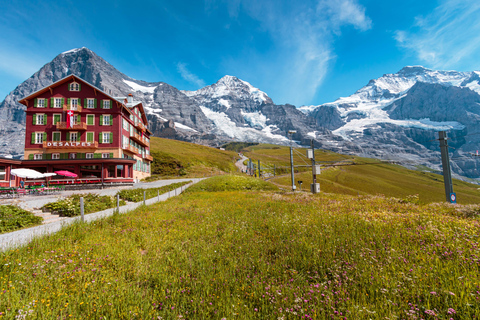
[54,170,78,178]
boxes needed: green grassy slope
[241,144,480,204]
[148,137,238,178]
[2,182,479,318]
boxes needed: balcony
[122,144,139,154]
[43,141,98,149]
[144,154,153,161]
[56,122,87,130]
[63,105,83,112]
[135,121,146,132]
[130,132,149,147]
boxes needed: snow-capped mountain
[303,66,480,179]
[2,48,480,180]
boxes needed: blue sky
[1,0,480,106]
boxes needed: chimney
[127,93,133,103]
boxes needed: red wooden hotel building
[0,75,153,187]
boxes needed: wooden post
[80,197,84,222]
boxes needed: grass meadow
[1,176,479,319]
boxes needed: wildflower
[447,308,456,314]
[425,310,436,316]
[430,291,436,295]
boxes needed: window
[86,153,94,159]
[0,166,5,180]
[102,114,112,126]
[34,154,43,160]
[86,98,95,109]
[53,114,61,125]
[69,153,77,159]
[35,132,45,144]
[70,132,78,142]
[52,131,61,142]
[69,82,80,91]
[52,153,60,160]
[70,98,78,110]
[54,98,63,108]
[102,100,111,109]
[86,114,95,125]
[123,118,129,130]
[102,132,111,144]
[34,114,46,125]
[36,98,45,108]
[102,153,110,158]
[86,132,94,142]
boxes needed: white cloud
[209,0,371,105]
[176,62,206,88]
[395,0,480,69]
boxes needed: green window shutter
[94,153,101,158]
[67,98,71,108]
[61,98,65,107]
[44,99,48,108]
[43,114,47,124]
[86,132,93,142]
[50,97,54,108]
[100,115,103,126]
[77,114,80,123]
[34,99,38,108]
[109,115,113,125]
[31,133,35,144]
[61,153,67,160]
[66,132,70,141]
[99,133,102,143]
[109,153,113,158]
[109,132,113,143]
[84,99,87,108]
[78,83,81,91]
[46,153,52,160]
[94,99,97,109]
[87,115,94,125]
[32,114,36,125]
[53,114,60,125]
[43,132,47,141]
[99,100,103,109]
[28,154,34,160]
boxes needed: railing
[122,144,139,154]
[43,141,98,149]
[63,105,83,112]
[144,154,153,161]
[130,132,149,147]
[56,122,87,130]
[135,122,146,132]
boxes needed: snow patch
[200,106,288,142]
[218,98,231,109]
[123,79,156,93]
[241,111,267,129]
[175,122,198,132]
[297,105,319,114]
[62,47,87,55]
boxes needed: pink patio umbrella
[54,170,78,178]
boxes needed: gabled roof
[114,95,149,129]
[18,74,135,117]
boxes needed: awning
[54,170,78,178]
[11,169,48,179]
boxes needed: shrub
[42,194,126,217]
[117,181,190,202]
[0,205,42,233]
[185,174,279,193]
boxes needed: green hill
[148,137,238,179]
[239,144,480,204]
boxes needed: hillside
[240,144,480,204]
[1,177,479,318]
[148,137,238,178]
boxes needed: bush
[185,175,279,193]
[117,181,191,202]
[42,194,126,217]
[0,205,42,233]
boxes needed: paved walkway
[235,154,248,172]
[0,178,193,211]
[0,178,203,252]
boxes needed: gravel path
[0,178,203,252]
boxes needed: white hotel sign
[44,141,98,149]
